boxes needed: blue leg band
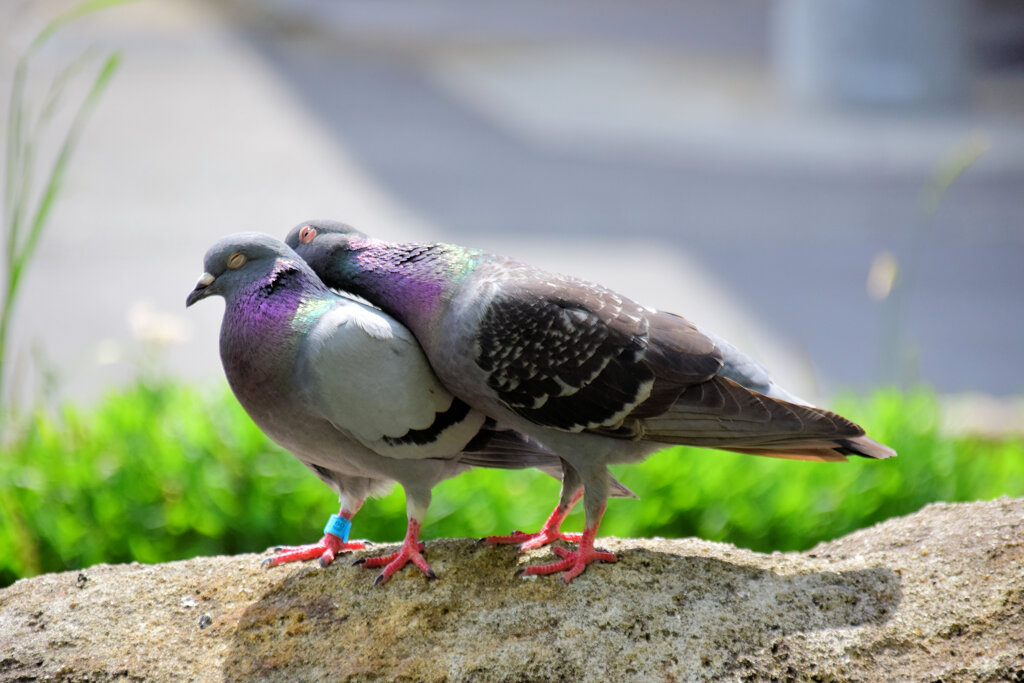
[324,514,351,543]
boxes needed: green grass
[1,381,1022,587]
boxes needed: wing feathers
[302,300,484,459]
[475,279,720,434]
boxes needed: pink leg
[483,488,584,550]
[354,518,436,585]
[516,505,615,583]
[262,507,365,569]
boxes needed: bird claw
[517,545,617,583]
[482,499,582,551]
[481,530,526,545]
[358,540,434,585]
[262,534,365,569]
[483,528,582,552]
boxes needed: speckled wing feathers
[473,277,722,434]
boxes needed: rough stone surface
[1,498,1022,682]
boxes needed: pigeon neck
[346,241,479,331]
[219,262,328,393]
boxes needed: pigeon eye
[227,252,247,269]
[299,226,317,244]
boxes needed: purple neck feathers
[344,240,478,332]
[219,263,323,401]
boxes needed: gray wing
[302,300,485,460]
[696,327,810,406]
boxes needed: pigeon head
[186,232,309,307]
[284,219,370,280]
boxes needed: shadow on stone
[222,539,901,681]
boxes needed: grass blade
[1,0,129,407]
[29,0,138,54]
[11,53,122,289]
[1,54,121,394]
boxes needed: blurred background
[1,0,1022,584]
[3,0,1023,410]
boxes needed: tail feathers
[728,448,850,463]
[728,433,896,463]
[836,434,897,459]
[639,376,896,461]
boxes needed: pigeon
[285,220,897,583]
[185,232,583,584]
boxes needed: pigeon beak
[186,272,216,307]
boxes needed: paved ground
[2,0,1022,416]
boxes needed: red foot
[354,519,436,585]
[483,489,584,551]
[484,528,583,551]
[516,519,615,583]
[517,544,616,583]
[262,533,365,569]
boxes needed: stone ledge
[1,497,1022,681]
